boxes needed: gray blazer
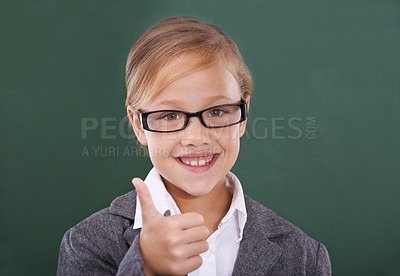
[57,191,331,275]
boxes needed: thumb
[132,178,160,224]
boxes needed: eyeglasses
[138,100,248,133]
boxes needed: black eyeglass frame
[138,100,248,133]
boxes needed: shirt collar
[223,171,247,242]
[133,167,248,240]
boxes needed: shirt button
[201,249,212,258]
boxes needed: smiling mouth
[177,154,217,167]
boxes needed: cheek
[214,127,241,154]
[146,133,176,158]
[214,125,242,141]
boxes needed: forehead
[145,57,241,111]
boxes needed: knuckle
[169,263,183,275]
[193,226,209,239]
[200,241,209,252]
[186,212,204,224]
[193,213,205,224]
[200,226,210,237]
[165,235,179,248]
[171,247,185,259]
[193,255,203,268]
[165,218,178,229]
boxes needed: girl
[58,16,331,276]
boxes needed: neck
[164,179,232,234]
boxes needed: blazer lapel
[232,229,282,275]
[109,191,141,246]
[123,225,141,246]
[232,196,293,275]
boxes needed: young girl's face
[131,58,247,197]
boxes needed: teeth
[180,156,213,167]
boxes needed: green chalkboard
[1,0,399,275]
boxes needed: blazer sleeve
[314,242,332,276]
[57,211,145,276]
[57,227,117,275]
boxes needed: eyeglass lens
[146,104,243,132]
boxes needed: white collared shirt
[133,167,247,276]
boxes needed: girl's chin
[162,176,216,198]
[179,186,215,197]
[173,175,228,197]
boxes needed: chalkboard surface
[1,1,399,275]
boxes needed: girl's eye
[160,112,181,120]
[208,108,227,117]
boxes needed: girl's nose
[179,117,211,146]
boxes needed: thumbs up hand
[132,178,210,276]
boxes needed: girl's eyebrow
[156,96,235,109]
[207,95,233,102]
[156,100,181,108]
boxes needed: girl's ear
[239,97,250,138]
[127,106,148,146]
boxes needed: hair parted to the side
[125,16,252,110]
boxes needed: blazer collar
[109,190,136,220]
[109,191,137,245]
[232,196,294,275]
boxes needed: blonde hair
[125,16,252,110]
